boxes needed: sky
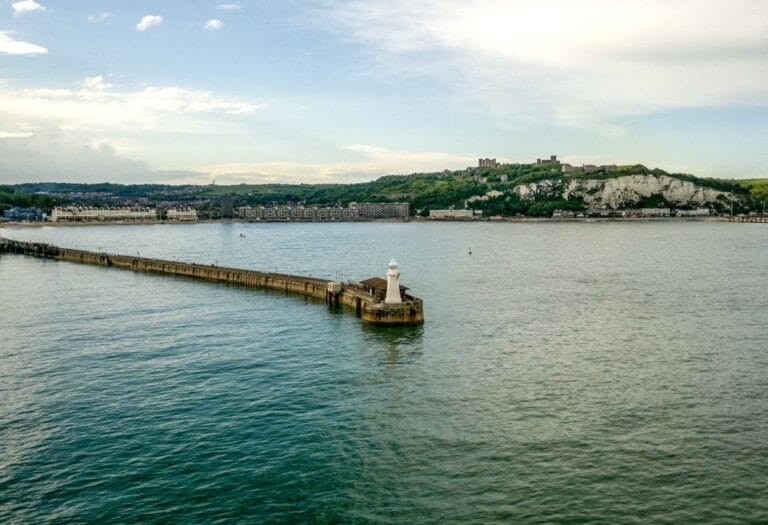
[1,0,767,185]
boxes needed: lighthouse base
[361,299,424,326]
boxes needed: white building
[640,208,671,217]
[429,209,474,219]
[167,208,198,221]
[676,208,710,217]
[51,207,157,222]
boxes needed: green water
[1,221,767,522]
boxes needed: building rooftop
[360,277,408,291]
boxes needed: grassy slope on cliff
[740,179,768,202]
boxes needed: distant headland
[2,155,767,223]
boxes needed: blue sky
[1,0,767,184]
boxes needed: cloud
[78,75,114,91]
[318,0,768,131]
[0,32,47,55]
[0,74,272,183]
[12,0,45,16]
[136,15,163,32]
[0,77,266,133]
[217,3,241,10]
[0,131,34,139]
[87,12,112,22]
[195,144,474,184]
[0,124,203,184]
[205,19,223,30]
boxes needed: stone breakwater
[0,239,424,326]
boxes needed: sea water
[1,221,767,522]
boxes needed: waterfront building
[351,202,410,219]
[166,208,198,221]
[586,206,619,217]
[237,203,372,222]
[429,209,474,219]
[51,206,157,222]
[676,208,711,217]
[3,207,44,222]
[640,208,671,217]
[235,202,410,222]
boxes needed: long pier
[0,239,424,326]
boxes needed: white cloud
[205,19,223,30]
[79,75,114,91]
[0,32,47,55]
[87,12,112,22]
[0,131,34,139]
[0,76,266,133]
[12,0,45,16]
[342,143,473,172]
[217,3,241,10]
[0,75,270,182]
[196,144,474,184]
[136,15,163,32]
[319,0,768,131]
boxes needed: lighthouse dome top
[388,259,398,270]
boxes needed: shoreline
[0,216,733,228]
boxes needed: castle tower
[385,259,402,304]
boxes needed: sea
[1,221,767,523]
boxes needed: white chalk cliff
[513,175,732,209]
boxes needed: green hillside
[740,179,768,203]
[4,164,767,218]
[195,164,757,216]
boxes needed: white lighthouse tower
[385,259,402,304]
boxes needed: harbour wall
[0,239,424,325]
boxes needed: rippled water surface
[2,221,768,523]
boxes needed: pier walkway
[0,239,424,326]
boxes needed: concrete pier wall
[0,239,424,325]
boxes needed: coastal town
[2,155,766,224]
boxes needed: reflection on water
[361,324,425,364]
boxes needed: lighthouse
[385,259,402,304]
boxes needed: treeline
[200,174,486,211]
[0,186,68,214]
[16,182,197,196]
[740,179,768,202]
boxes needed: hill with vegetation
[196,163,763,216]
[0,185,68,215]
[3,163,767,218]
